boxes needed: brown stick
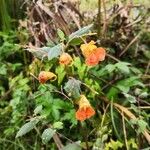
[119,32,141,57]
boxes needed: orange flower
[80,40,97,58]
[80,41,106,66]
[85,53,99,66]
[95,47,106,61]
[85,47,106,66]
[38,71,57,84]
[75,95,95,121]
[59,53,73,66]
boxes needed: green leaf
[116,76,144,93]
[53,121,63,129]
[69,38,83,46]
[115,62,130,74]
[123,93,136,103]
[105,64,116,73]
[27,46,49,59]
[137,119,147,133]
[57,29,65,41]
[69,24,93,41]
[55,65,66,85]
[105,139,123,150]
[62,109,77,126]
[16,118,39,138]
[64,78,81,99]
[42,128,56,144]
[73,57,87,79]
[62,143,81,150]
[52,106,60,120]
[0,64,7,75]
[34,105,43,115]
[127,138,138,149]
[48,44,63,60]
[107,87,119,99]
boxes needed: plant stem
[97,0,101,38]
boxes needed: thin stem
[122,112,129,150]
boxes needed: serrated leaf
[34,105,43,115]
[16,118,39,138]
[55,65,66,85]
[64,78,81,99]
[69,24,93,41]
[105,64,116,73]
[62,109,77,126]
[53,122,63,129]
[48,44,63,60]
[42,128,56,144]
[137,120,147,133]
[73,57,87,79]
[105,139,123,150]
[62,143,81,150]
[116,76,144,93]
[115,62,130,74]
[123,93,136,103]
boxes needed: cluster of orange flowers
[58,40,106,67]
[38,40,106,121]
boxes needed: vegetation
[0,0,150,150]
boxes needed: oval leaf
[34,105,43,115]
[69,24,93,40]
[42,128,56,144]
[16,118,39,138]
[64,78,81,99]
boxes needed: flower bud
[59,53,73,66]
[38,71,57,83]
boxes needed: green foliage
[105,139,123,150]
[0,1,150,149]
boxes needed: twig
[106,53,120,62]
[119,32,141,57]
[145,61,150,75]
[101,76,120,90]
[53,133,64,150]
[101,0,107,37]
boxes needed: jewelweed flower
[80,40,97,58]
[59,53,73,66]
[75,95,95,121]
[80,41,106,66]
[85,47,106,66]
[38,71,57,83]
